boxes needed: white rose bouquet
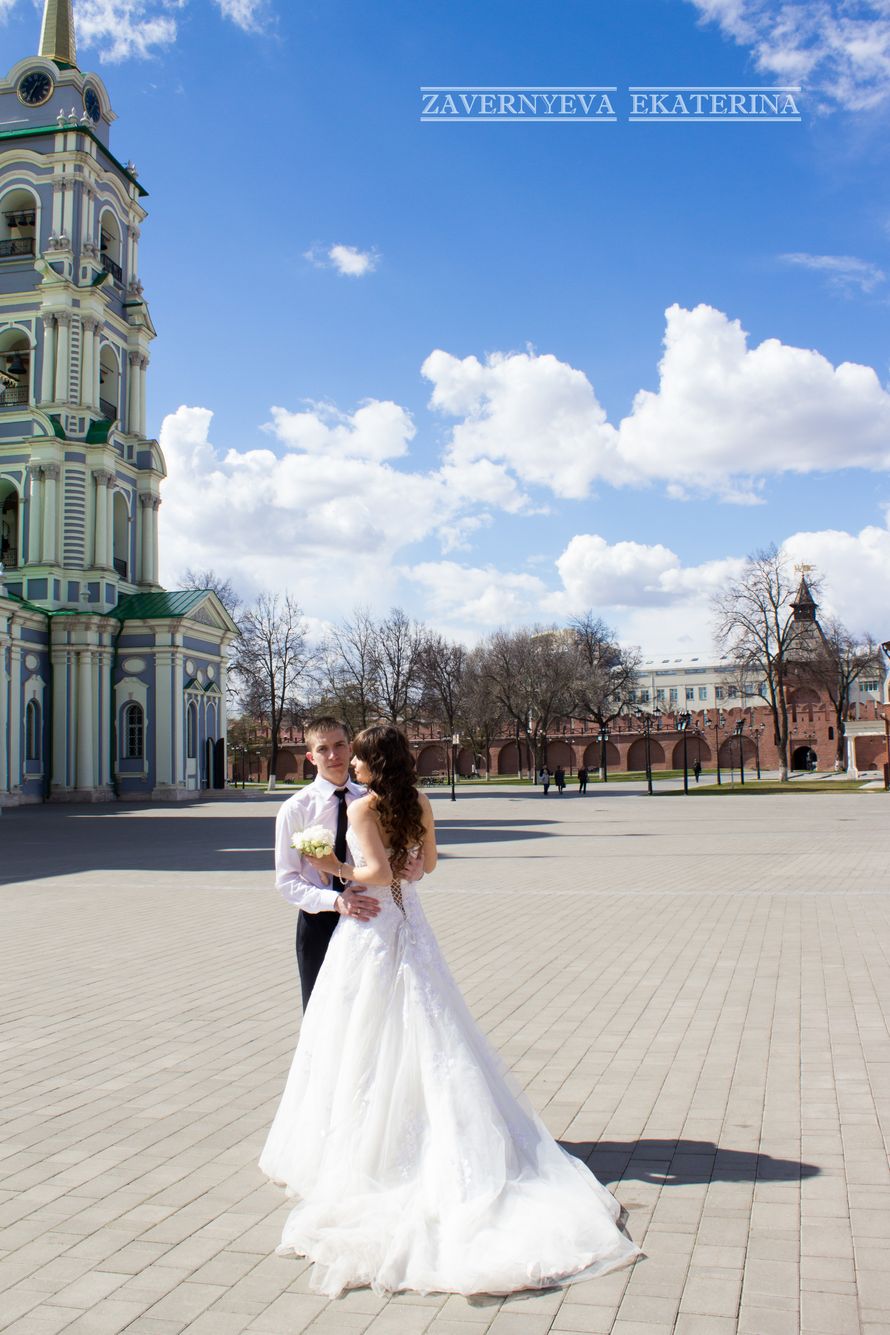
[292,824,336,859]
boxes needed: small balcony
[100,252,123,283]
[113,556,128,578]
[99,397,118,421]
[0,237,35,259]
[0,385,28,407]
[0,545,17,568]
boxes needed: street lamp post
[635,709,659,796]
[677,712,691,794]
[451,733,459,803]
[598,725,610,784]
[707,710,726,785]
[734,719,746,785]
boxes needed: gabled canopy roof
[112,589,239,635]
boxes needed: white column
[76,646,94,790]
[139,356,148,436]
[127,351,139,434]
[93,472,111,568]
[40,316,56,402]
[81,317,95,409]
[51,646,69,789]
[106,483,115,570]
[150,497,160,585]
[54,312,70,403]
[27,468,43,565]
[139,494,153,584]
[154,650,172,787]
[92,329,102,410]
[172,650,184,787]
[0,622,9,795]
[8,640,22,791]
[97,648,111,788]
[42,464,59,565]
[51,179,63,234]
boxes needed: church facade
[0,1,238,804]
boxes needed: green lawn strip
[661,779,870,794]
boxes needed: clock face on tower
[18,69,54,106]
[84,87,101,123]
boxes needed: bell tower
[0,0,164,612]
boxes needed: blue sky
[4,0,890,647]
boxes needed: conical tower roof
[39,0,77,69]
[791,574,818,623]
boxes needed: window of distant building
[124,703,144,759]
[686,687,694,701]
[669,687,678,703]
[656,688,665,703]
[698,687,708,700]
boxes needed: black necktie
[332,787,349,894]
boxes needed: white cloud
[305,244,380,278]
[686,0,890,112]
[424,305,890,504]
[76,1,178,61]
[213,0,267,32]
[782,519,890,633]
[422,347,622,499]
[264,398,414,462]
[405,561,549,630]
[779,251,886,294]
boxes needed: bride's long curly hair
[352,725,425,876]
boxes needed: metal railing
[99,398,117,421]
[113,556,128,578]
[0,237,35,259]
[0,546,17,568]
[100,252,123,282]
[0,385,28,406]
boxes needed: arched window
[0,479,20,566]
[187,701,198,758]
[112,490,129,579]
[99,343,121,422]
[0,327,31,409]
[0,188,38,261]
[25,699,41,761]
[123,702,144,759]
[98,208,123,283]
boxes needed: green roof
[111,589,210,621]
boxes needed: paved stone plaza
[2,786,889,1335]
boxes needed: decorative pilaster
[138,355,148,436]
[42,463,60,565]
[138,492,159,584]
[40,315,55,402]
[93,470,113,568]
[27,468,43,565]
[8,639,22,791]
[81,316,97,409]
[76,647,94,790]
[51,646,70,789]
[54,311,71,403]
[0,639,9,795]
[127,350,139,434]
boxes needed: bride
[259,724,639,1298]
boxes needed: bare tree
[314,608,380,733]
[459,646,506,778]
[570,613,640,777]
[234,592,314,780]
[419,632,467,776]
[482,626,576,775]
[802,618,883,767]
[373,607,424,725]
[712,546,815,781]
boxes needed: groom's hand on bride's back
[335,886,381,921]
[403,850,424,882]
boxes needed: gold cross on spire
[39,0,77,69]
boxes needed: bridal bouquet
[293,824,336,858]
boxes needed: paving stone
[3,792,890,1334]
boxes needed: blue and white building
[0,0,238,804]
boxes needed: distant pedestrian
[539,766,551,794]
[555,766,566,794]
[578,766,589,794]
[693,758,702,784]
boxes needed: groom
[275,716,421,1010]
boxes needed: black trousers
[296,909,340,1011]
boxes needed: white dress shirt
[275,775,366,913]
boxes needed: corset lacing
[390,876,406,916]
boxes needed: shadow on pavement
[562,1138,820,1185]
[0,801,562,881]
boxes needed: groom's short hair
[305,715,351,745]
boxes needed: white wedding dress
[259,830,640,1298]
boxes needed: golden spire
[39,0,77,69]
